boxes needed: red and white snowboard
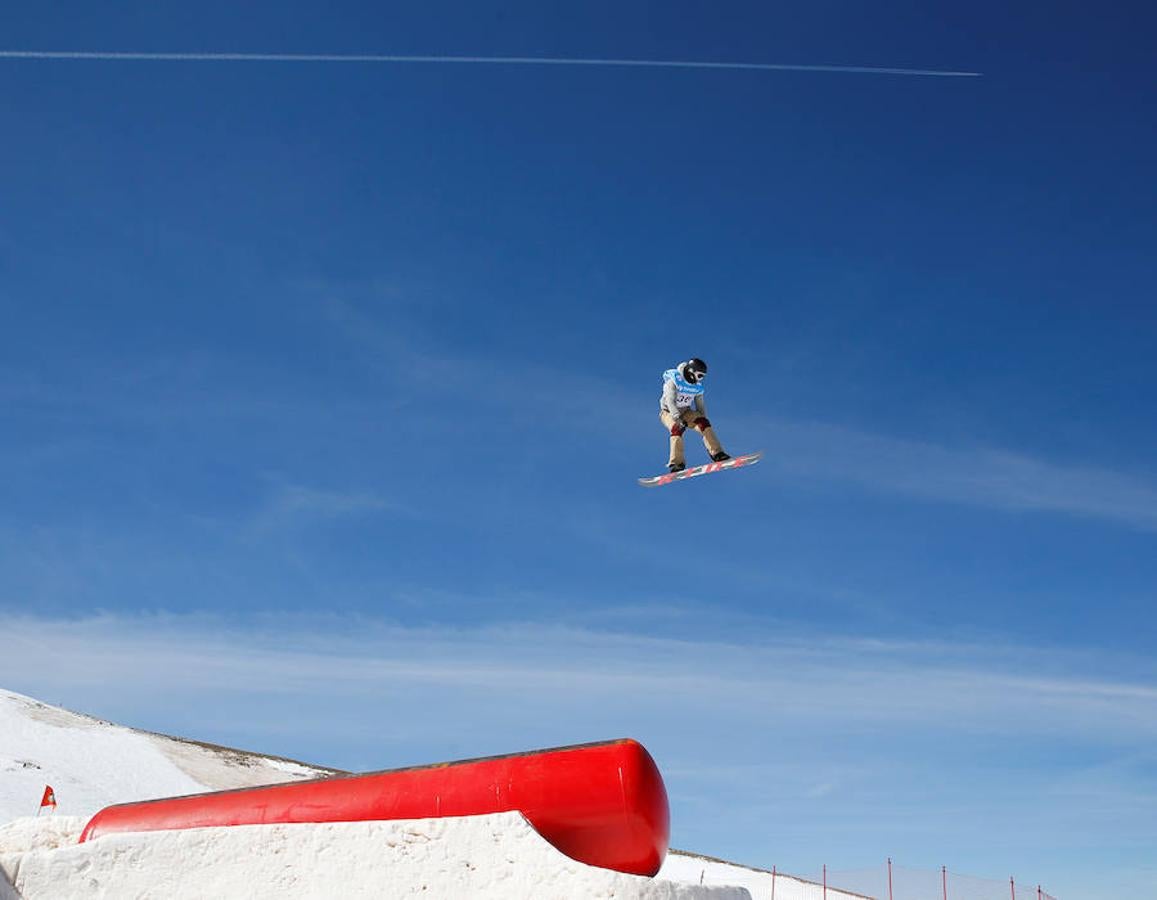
[638,451,763,487]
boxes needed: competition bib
[662,368,703,410]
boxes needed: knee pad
[670,424,686,436]
[693,417,711,431]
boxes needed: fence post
[1010,876,1015,900]
[771,866,776,900]
[942,866,948,900]
[888,858,893,900]
[823,864,827,900]
[1037,886,1042,900]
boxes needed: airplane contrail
[0,50,980,77]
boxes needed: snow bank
[1,812,751,899]
[0,816,86,855]
[0,817,85,900]
[661,850,870,900]
[0,868,14,900]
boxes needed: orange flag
[39,785,57,812]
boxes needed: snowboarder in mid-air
[659,358,731,473]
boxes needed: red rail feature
[79,738,670,876]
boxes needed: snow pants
[659,409,725,467]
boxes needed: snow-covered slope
[0,688,336,823]
[662,850,871,900]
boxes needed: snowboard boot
[710,451,732,462]
[668,462,687,473]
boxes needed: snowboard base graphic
[638,451,763,487]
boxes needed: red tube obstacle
[79,738,670,876]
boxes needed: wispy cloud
[318,292,1157,532]
[271,484,396,518]
[245,480,404,536]
[4,612,1156,745]
[11,291,1156,544]
[752,417,1157,531]
[317,293,643,429]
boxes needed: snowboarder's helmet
[683,358,708,384]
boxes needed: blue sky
[2,2,1156,896]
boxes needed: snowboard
[638,451,763,487]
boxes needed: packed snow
[2,812,755,899]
